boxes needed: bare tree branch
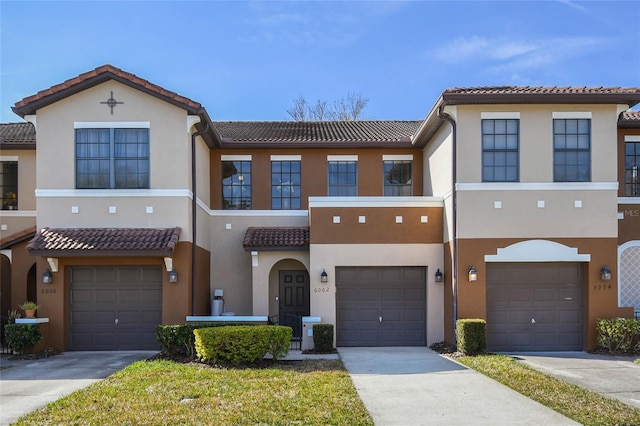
[287,92,369,121]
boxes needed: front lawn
[14,359,373,426]
[459,355,640,426]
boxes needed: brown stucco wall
[9,239,36,309]
[310,206,443,244]
[443,241,454,344]
[618,204,640,244]
[454,237,632,350]
[31,241,208,351]
[210,148,424,210]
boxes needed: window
[482,119,519,182]
[625,140,640,196]
[383,160,412,196]
[328,161,357,196]
[553,119,591,182]
[272,160,301,209]
[222,160,251,209]
[76,128,149,189]
[1,161,18,210]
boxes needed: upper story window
[625,137,640,197]
[482,118,519,182]
[272,157,301,209]
[553,117,591,182]
[328,156,357,196]
[75,128,149,189]
[383,155,412,196]
[222,157,251,209]
[1,160,18,210]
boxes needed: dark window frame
[482,119,519,182]
[383,160,412,196]
[553,118,591,182]
[271,160,301,210]
[1,161,18,210]
[75,128,150,189]
[222,160,252,210]
[625,140,640,197]
[328,160,358,196]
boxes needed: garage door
[336,266,426,347]
[486,263,583,351]
[69,266,162,350]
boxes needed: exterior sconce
[435,269,444,283]
[468,266,478,282]
[168,269,178,283]
[320,269,328,283]
[600,266,612,282]
[42,269,53,284]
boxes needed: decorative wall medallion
[100,91,123,114]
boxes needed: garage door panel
[336,266,426,347]
[487,263,583,351]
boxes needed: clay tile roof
[620,110,640,128]
[0,122,36,149]
[26,227,181,257]
[441,86,640,106]
[0,226,37,250]
[214,121,421,145]
[12,64,202,117]
[243,227,309,251]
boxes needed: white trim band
[552,112,592,119]
[0,156,19,161]
[271,155,301,161]
[36,189,192,198]
[457,182,618,191]
[308,196,443,208]
[74,121,150,128]
[221,155,252,161]
[481,112,520,119]
[382,154,413,161]
[327,155,358,162]
[625,135,640,142]
[619,197,640,205]
[210,210,309,217]
[485,240,590,262]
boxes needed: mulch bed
[6,347,61,360]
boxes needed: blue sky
[1,1,639,123]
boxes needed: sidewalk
[339,347,579,426]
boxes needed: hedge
[456,319,487,355]
[156,322,248,358]
[596,318,640,353]
[313,324,334,353]
[5,323,41,353]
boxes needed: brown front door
[279,270,310,319]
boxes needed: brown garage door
[336,266,426,347]
[69,266,162,350]
[486,263,583,351]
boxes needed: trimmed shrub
[156,322,247,358]
[456,319,486,355]
[194,325,292,365]
[596,318,640,353]
[313,324,334,353]
[5,323,41,353]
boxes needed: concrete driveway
[0,351,155,426]
[511,352,640,409]
[339,347,578,425]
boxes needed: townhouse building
[1,65,639,351]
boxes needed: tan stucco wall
[454,104,621,183]
[1,149,36,210]
[209,213,309,315]
[457,189,618,239]
[310,243,444,345]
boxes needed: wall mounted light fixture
[435,269,444,282]
[468,266,478,282]
[43,269,53,284]
[320,269,328,283]
[168,269,178,283]
[600,266,612,282]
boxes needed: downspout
[438,105,458,341]
[191,123,209,315]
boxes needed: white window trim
[552,112,592,119]
[625,135,640,142]
[481,112,520,119]
[308,196,443,208]
[0,156,19,162]
[327,155,358,162]
[271,155,301,161]
[221,155,252,161]
[619,197,640,204]
[457,182,617,191]
[382,154,413,161]
[74,122,150,128]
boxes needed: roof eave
[243,246,310,252]
[220,140,415,149]
[27,248,176,257]
[0,143,36,150]
[441,92,640,107]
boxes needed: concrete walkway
[339,347,579,426]
[0,351,155,426]
[511,351,640,409]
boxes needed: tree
[287,92,369,121]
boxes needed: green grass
[14,359,373,426]
[635,358,640,365]
[459,355,640,426]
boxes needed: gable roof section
[243,227,309,251]
[11,64,221,148]
[414,86,640,147]
[0,122,36,149]
[0,226,37,250]
[619,110,640,128]
[26,227,181,257]
[214,121,421,148]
